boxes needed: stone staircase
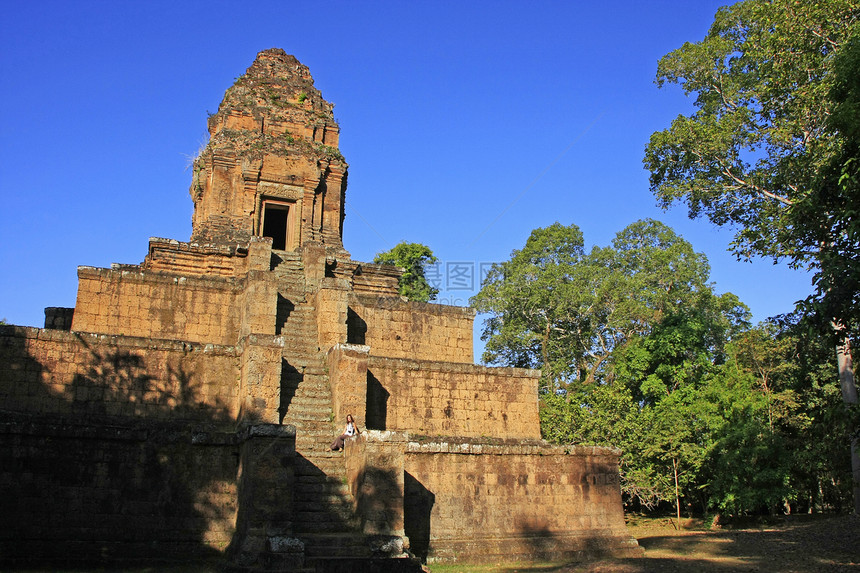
[272,251,377,569]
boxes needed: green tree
[469,222,587,390]
[474,219,750,517]
[612,299,748,521]
[644,0,860,512]
[373,242,439,302]
[704,318,854,515]
[471,219,736,389]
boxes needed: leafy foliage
[373,242,439,302]
[471,219,738,389]
[644,0,860,513]
[476,218,853,516]
[644,0,859,265]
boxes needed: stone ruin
[0,49,640,571]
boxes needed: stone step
[289,415,333,426]
[289,425,336,437]
[284,397,332,410]
[297,416,335,424]
[298,455,345,471]
[295,517,359,535]
[284,396,331,408]
[281,363,326,373]
[283,408,334,421]
[296,465,345,480]
[302,366,328,376]
[283,384,330,396]
[293,433,337,445]
[294,466,346,480]
[294,429,337,439]
[285,398,332,411]
[296,442,343,458]
[294,425,339,436]
[284,388,331,399]
[294,505,356,524]
[282,376,326,387]
[289,385,331,395]
[295,441,342,454]
[280,324,317,332]
[280,311,317,320]
[281,346,320,356]
[294,436,338,448]
[284,389,333,401]
[281,340,318,348]
[292,418,336,429]
[302,535,373,559]
[295,435,340,448]
[293,428,335,437]
[294,411,333,420]
[281,378,330,390]
[280,332,319,342]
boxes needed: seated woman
[330,414,360,451]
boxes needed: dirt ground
[557,513,860,573]
[430,514,859,573]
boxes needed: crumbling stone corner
[231,424,303,570]
[237,334,285,425]
[314,285,349,352]
[327,342,370,429]
[344,431,410,558]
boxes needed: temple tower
[190,48,347,251]
[1,48,640,571]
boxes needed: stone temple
[0,49,640,570]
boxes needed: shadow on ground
[428,514,860,573]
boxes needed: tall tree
[644,0,860,512]
[373,242,439,302]
[469,222,588,389]
[473,219,751,515]
[472,220,740,389]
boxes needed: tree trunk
[673,457,681,529]
[542,321,551,390]
[835,333,860,514]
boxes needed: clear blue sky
[0,1,811,357]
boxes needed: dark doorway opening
[262,201,290,250]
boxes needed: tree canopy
[373,242,439,302]
[644,0,859,265]
[471,219,745,390]
[644,0,860,512]
[472,218,853,518]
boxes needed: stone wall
[141,238,255,278]
[236,334,287,424]
[365,356,541,440]
[0,326,240,423]
[72,266,243,345]
[349,295,475,363]
[404,439,641,563]
[332,261,401,297]
[344,431,407,544]
[72,265,278,346]
[327,343,370,428]
[0,326,300,567]
[0,415,241,566]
